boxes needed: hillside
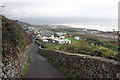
[2,16,32,78]
[17,20,32,27]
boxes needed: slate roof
[55,32,67,36]
[41,31,54,37]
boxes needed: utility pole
[113,29,120,43]
[113,29,120,60]
[0,5,5,26]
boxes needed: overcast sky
[1,0,119,24]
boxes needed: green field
[38,36,118,60]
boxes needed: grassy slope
[2,16,32,53]
[2,16,32,78]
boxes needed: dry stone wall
[39,48,120,78]
[2,43,33,78]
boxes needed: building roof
[54,38,71,42]
[87,29,98,31]
[55,32,67,36]
[41,31,54,37]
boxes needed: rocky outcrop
[39,48,120,78]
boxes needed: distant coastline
[55,22,118,31]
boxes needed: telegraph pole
[113,29,120,60]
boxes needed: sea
[60,22,118,32]
[20,17,118,31]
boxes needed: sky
[1,0,120,28]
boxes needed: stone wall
[39,48,120,78]
[2,43,33,78]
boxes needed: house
[54,38,71,44]
[42,39,58,43]
[36,34,41,39]
[43,39,49,42]
[55,32,67,37]
[47,39,58,43]
[74,36,80,40]
[41,31,54,39]
[64,35,71,38]
[55,32,71,39]
[86,29,99,34]
[59,36,65,39]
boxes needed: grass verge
[38,50,79,80]
[17,58,30,78]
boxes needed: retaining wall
[2,43,33,78]
[39,48,120,78]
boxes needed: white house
[59,36,65,39]
[55,32,67,37]
[54,38,71,44]
[74,36,80,40]
[40,31,54,39]
[43,39,48,42]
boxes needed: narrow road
[24,43,68,78]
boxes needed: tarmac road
[24,43,68,78]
